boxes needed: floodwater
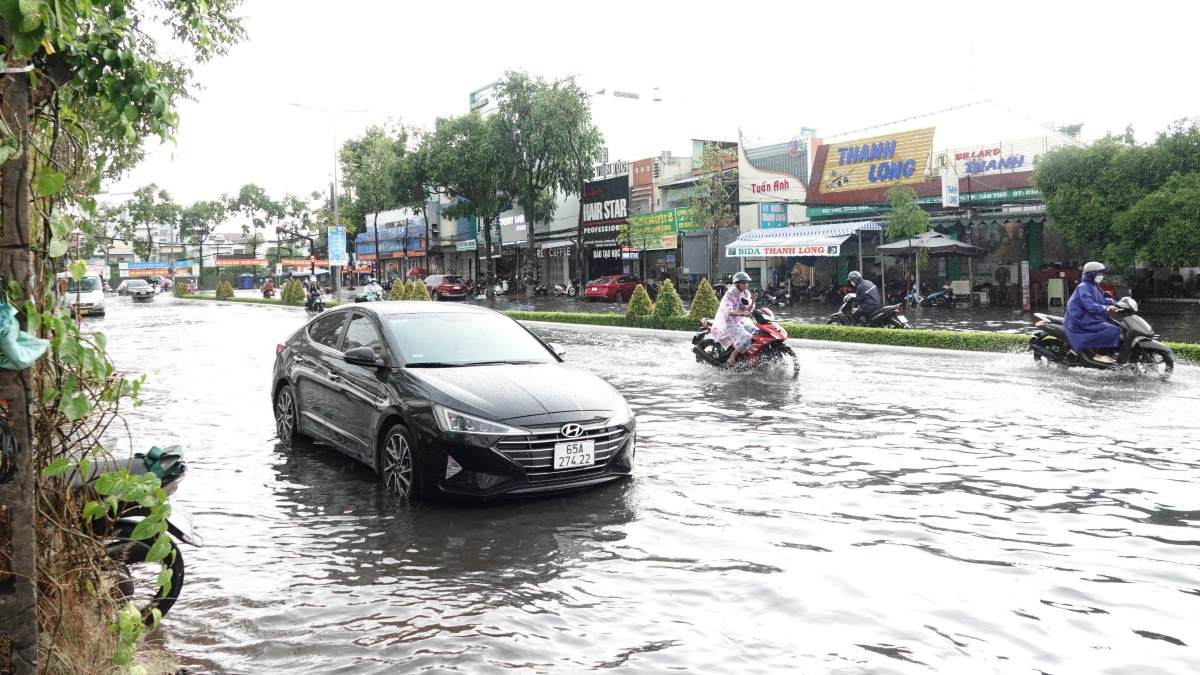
[94,295,1200,673]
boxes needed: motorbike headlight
[433,405,527,436]
[606,396,635,428]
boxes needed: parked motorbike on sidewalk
[492,278,510,296]
[75,446,200,625]
[825,293,911,328]
[761,284,791,308]
[553,279,578,297]
[1028,296,1174,380]
[692,307,800,379]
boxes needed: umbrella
[876,231,987,257]
[406,266,427,277]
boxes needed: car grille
[495,424,628,483]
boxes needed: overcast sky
[108,0,1198,214]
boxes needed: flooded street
[96,296,1199,673]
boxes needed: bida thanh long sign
[582,175,629,252]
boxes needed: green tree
[1035,119,1200,263]
[120,184,179,260]
[411,279,432,301]
[280,279,306,305]
[388,280,407,300]
[494,72,601,291]
[689,277,720,322]
[653,278,685,318]
[1114,172,1200,267]
[341,125,405,276]
[884,186,932,290]
[0,0,244,667]
[423,112,512,296]
[393,131,439,269]
[231,183,282,262]
[178,199,228,291]
[216,279,235,299]
[690,142,737,282]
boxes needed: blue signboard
[327,226,348,266]
[759,203,788,229]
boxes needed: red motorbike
[692,307,799,379]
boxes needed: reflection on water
[95,297,1200,673]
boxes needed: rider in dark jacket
[847,270,881,321]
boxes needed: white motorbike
[553,280,577,297]
[492,279,509,296]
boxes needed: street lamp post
[288,102,367,300]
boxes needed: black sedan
[125,278,155,301]
[271,303,636,499]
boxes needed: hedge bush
[689,277,719,322]
[654,278,684,319]
[411,280,432,301]
[215,280,234,300]
[172,282,188,298]
[388,281,407,301]
[625,284,655,319]
[280,279,306,305]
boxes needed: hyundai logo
[560,423,584,438]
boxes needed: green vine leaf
[145,532,172,563]
[43,457,71,477]
[128,516,163,541]
[69,259,87,280]
[47,237,68,257]
[33,169,65,196]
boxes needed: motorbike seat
[1035,313,1065,325]
[869,304,899,320]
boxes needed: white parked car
[58,272,106,316]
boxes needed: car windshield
[66,277,100,292]
[385,313,554,367]
[128,279,149,288]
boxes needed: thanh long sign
[726,244,840,258]
[817,128,934,193]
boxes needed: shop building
[357,209,428,281]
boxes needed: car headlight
[433,405,527,436]
[606,395,635,428]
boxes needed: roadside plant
[689,278,720,322]
[625,284,655,319]
[173,283,189,298]
[411,280,432,301]
[280,280,305,305]
[216,280,235,300]
[654,279,684,318]
[388,281,407,301]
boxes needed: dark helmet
[847,270,862,284]
[732,272,751,284]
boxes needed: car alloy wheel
[275,386,297,441]
[381,426,416,499]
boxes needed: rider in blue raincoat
[1064,262,1120,363]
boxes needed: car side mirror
[548,342,567,358]
[344,346,385,368]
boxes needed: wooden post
[0,56,39,673]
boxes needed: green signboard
[621,207,698,250]
[807,187,1042,218]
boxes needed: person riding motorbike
[1064,261,1120,364]
[356,276,383,302]
[847,270,881,321]
[709,271,755,364]
[262,279,275,299]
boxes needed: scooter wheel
[695,338,724,365]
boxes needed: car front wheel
[274,384,305,443]
[379,424,420,500]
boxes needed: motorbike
[553,279,578,297]
[825,293,911,328]
[692,306,800,379]
[305,288,325,313]
[74,446,200,625]
[354,288,382,303]
[492,278,510,296]
[1028,296,1174,380]
[761,284,791,307]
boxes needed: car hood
[405,363,620,422]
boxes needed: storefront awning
[725,221,884,257]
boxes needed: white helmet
[1083,261,1106,275]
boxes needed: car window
[385,313,554,366]
[618,276,634,283]
[443,276,463,284]
[343,313,383,353]
[128,280,149,288]
[308,313,347,350]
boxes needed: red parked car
[424,274,468,301]
[584,274,642,302]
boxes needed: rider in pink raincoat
[709,272,755,363]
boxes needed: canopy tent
[876,230,987,258]
[725,221,884,258]
[877,231,987,303]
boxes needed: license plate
[553,440,595,470]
